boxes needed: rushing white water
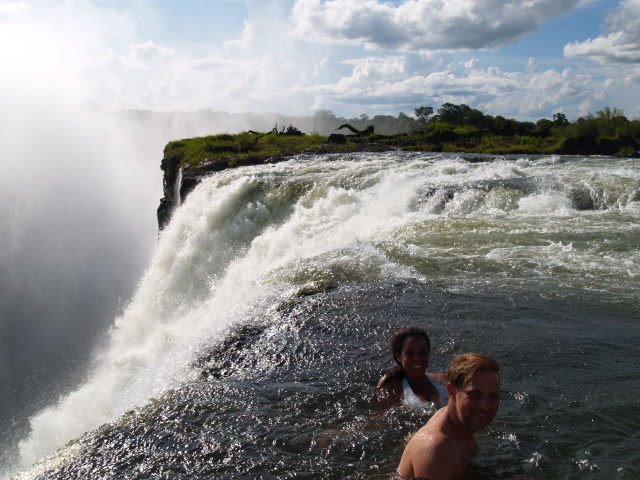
[16,153,640,472]
[0,102,353,478]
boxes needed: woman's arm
[375,375,403,409]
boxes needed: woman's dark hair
[391,327,431,365]
[378,327,431,389]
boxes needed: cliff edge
[156,128,397,230]
[156,126,637,230]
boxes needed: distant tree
[612,115,630,137]
[535,118,554,136]
[518,121,536,134]
[491,115,519,135]
[465,107,494,129]
[597,106,624,122]
[492,115,506,132]
[414,106,434,121]
[438,103,472,125]
[629,119,640,138]
[574,116,599,137]
[284,124,304,136]
[536,119,554,130]
[595,107,629,137]
[553,113,569,126]
[425,121,458,142]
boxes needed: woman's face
[395,335,430,377]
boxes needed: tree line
[309,103,640,156]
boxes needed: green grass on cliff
[164,122,638,173]
[164,132,342,169]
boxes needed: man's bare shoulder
[398,411,461,479]
[400,429,461,480]
[407,421,455,456]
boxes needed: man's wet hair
[447,353,499,389]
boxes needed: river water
[7,153,640,479]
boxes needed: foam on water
[517,192,572,214]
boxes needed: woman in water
[375,326,448,410]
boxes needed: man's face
[451,371,500,432]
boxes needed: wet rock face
[156,196,172,231]
[157,153,181,230]
[157,178,195,229]
[569,188,596,211]
[156,154,281,230]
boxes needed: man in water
[397,353,502,480]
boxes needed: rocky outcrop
[157,153,302,230]
[157,150,181,230]
[156,134,399,230]
[158,130,592,230]
[158,155,254,230]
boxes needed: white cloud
[291,0,581,51]
[565,32,640,64]
[98,10,325,113]
[223,20,256,57]
[343,56,407,79]
[0,0,308,112]
[127,41,174,68]
[564,0,640,64]
[300,57,599,119]
[99,40,175,73]
[464,58,480,70]
[0,0,621,118]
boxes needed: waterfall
[13,153,640,474]
[175,167,183,207]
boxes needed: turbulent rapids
[8,153,640,479]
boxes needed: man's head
[446,353,500,433]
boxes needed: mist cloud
[291,0,581,51]
[0,0,30,16]
[564,0,640,64]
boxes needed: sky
[1,0,640,120]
